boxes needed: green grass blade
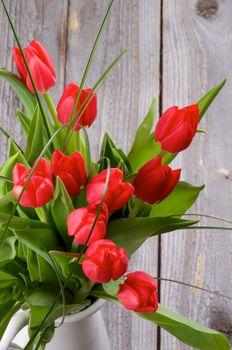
[63,0,116,148]
[1,0,52,143]
[63,49,127,151]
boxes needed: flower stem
[43,92,60,128]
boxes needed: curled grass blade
[63,49,127,151]
[24,157,111,347]
[1,0,52,142]
[63,0,116,148]
[0,123,69,250]
[156,276,232,301]
[0,126,23,152]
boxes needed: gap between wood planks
[157,0,163,348]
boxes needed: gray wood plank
[65,1,161,349]
[161,0,232,349]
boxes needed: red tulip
[67,203,108,246]
[86,168,134,212]
[155,104,200,153]
[82,239,128,283]
[51,150,87,197]
[12,40,56,94]
[133,157,180,205]
[57,83,97,130]
[118,271,158,313]
[13,158,54,208]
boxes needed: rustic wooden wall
[0,0,231,349]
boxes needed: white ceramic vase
[0,299,110,350]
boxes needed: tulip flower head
[82,239,128,283]
[155,104,200,153]
[51,150,87,197]
[57,83,97,130]
[67,203,109,245]
[133,157,181,205]
[13,158,54,208]
[12,40,56,94]
[86,168,134,213]
[118,271,158,313]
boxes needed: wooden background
[0,0,232,349]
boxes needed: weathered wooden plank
[0,0,68,160]
[161,0,232,349]
[65,1,161,349]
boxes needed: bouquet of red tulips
[0,1,230,350]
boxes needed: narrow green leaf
[26,286,90,329]
[198,79,226,119]
[51,177,74,248]
[25,105,45,164]
[139,305,229,350]
[91,287,229,350]
[107,217,198,256]
[0,229,17,266]
[100,133,132,174]
[150,181,204,218]
[16,109,31,136]
[26,247,40,281]
[14,227,60,265]
[0,69,36,116]
[0,211,50,230]
[128,97,156,162]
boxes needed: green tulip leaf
[0,152,28,197]
[24,105,46,164]
[26,286,90,328]
[150,181,204,218]
[107,216,198,256]
[128,97,157,170]
[139,304,229,350]
[16,110,31,136]
[91,287,229,350]
[14,227,60,265]
[26,247,40,281]
[0,229,17,267]
[0,69,36,116]
[197,79,226,120]
[100,133,132,175]
[0,211,51,230]
[51,177,74,248]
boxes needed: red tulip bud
[133,157,180,205]
[67,203,108,246]
[82,239,128,283]
[51,150,87,197]
[13,158,54,208]
[118,271,158,313]
[155,104,200,153]
[86,168,134,213]
[57,83,97,130]
[12,40,56,94]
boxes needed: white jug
[0,299,110,350]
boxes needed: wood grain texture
[64,1,160,349]
[0,0,161,349]
[0,0,68,159]
[160,0,232,349]
[1,0,231,349]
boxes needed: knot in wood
[209,308,232,343]
[196,0,219,19]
